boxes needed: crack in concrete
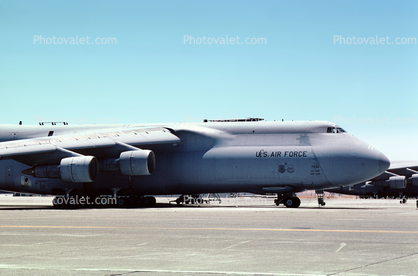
[327,251,418,276]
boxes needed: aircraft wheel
[128,197,136,206]
[98,197,109,207]
[128,197,140,207]
[149,196,156,206]
[143,196,156,207]
[284,197,293,208]
[52,196,64,207]
[117,198,126,206]
[292,197,301,208]
[284,197,301,208]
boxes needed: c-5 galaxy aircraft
[0,118,389,208]
[327,161,418,205]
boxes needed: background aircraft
[327,161,418,206]
[0,119,389,208]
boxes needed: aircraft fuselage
[0,120,389,203]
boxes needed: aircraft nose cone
[315,137,391,188]
[378,152,390,174]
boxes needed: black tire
[284,197,294,208]
[284,197,301,208]
[52,197,63,207]
[143,196,156,206]
[292,197,301,208]
[149,196,156,206]
[99,197,108,207]
[117,198,125,206]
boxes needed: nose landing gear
[316,190,326,206]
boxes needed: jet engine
[24,149,155,182]
[119,150,155,176]
[100,149,156,176]
[409,174,418,186]
[386,176,407,189]
[60,156,99,183]
[22,156,99,183]
[373,175,407,189]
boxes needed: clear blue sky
[0,0,417,160]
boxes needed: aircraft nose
[378,152,390,175]
[315,139,391,187]
[342,146,391,185]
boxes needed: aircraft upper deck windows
[327,127,346,133]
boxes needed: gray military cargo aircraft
[0,118,389,208]
[327,161,418,205]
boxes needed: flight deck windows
[327,127,346,133]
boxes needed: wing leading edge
[0,127,180,183]
[0,127,180,166]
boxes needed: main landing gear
[274,193,301,208]
[52,195,156,208]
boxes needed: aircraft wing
[0,127,180,166]
[387,161,418,176]
[368,171,395,182]
[326,161,418,198]
[364,161,418,182]
[352,160,418,191]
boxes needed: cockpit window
[327,127,346,133]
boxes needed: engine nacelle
[60,156,99,183]
[387,175,406,189]
[32,165,61,178]
[119,150,155,176]
[409,174,418,186]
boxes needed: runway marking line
[0,225,418,234]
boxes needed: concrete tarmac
[0,195,417,276]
